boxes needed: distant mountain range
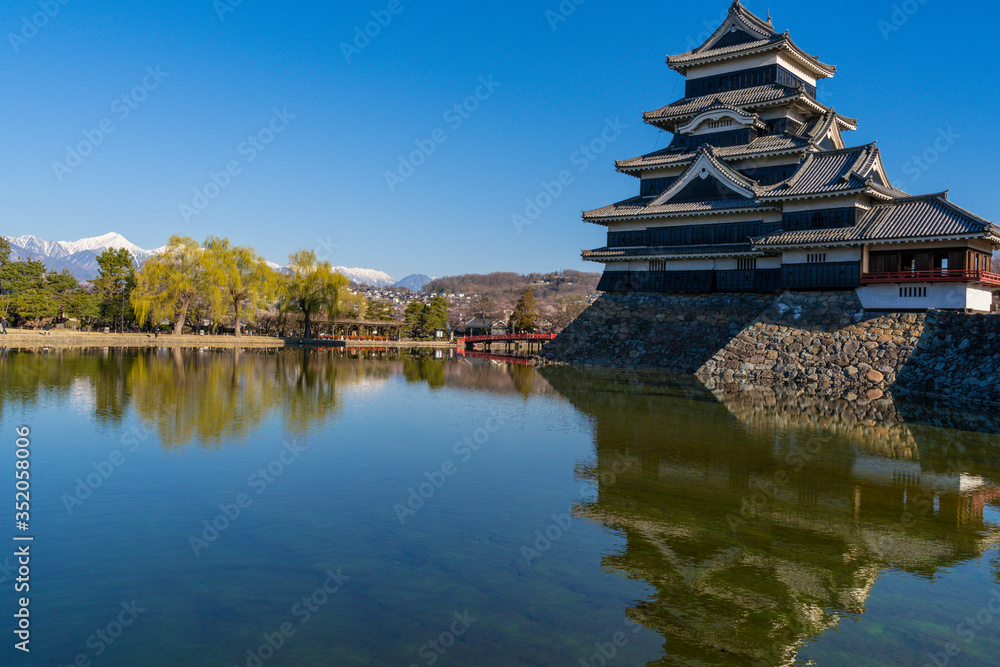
[3,232,434,290]
[5,233,164,281]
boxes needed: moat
[1,347,998,665]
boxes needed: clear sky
[2,0,997,280]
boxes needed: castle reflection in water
[541,367,1000,666]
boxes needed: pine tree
[511,288,538,334]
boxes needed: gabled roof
[666,2,836,78]
[649,145,759,204]
[758,144,897,200]
[753,193,1000,248]
[616,133,813,173]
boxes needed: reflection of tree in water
[129,349,287,449]
[403,355,446,389]
[542,368,1000,666]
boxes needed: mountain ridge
[3,233,408,287]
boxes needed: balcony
[861,269,1000,287]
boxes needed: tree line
[0,235,401,338]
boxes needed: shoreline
[0,331,456,350]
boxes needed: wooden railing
[861,270,1000,286]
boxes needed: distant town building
[583,1,999,312]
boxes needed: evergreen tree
[367,301,394,322]
[511,288,538,334]
[403,302,425,338]
[0,237,10,265]
[94,248,138,332]
[423,296,449,334]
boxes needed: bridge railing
[456,333,557,345]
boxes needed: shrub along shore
[0,330,455,349]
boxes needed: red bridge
[456,333,556,353]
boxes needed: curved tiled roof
[645,85,800,124]
[616,134,813,172]
[583,243,758,260]
[759,144,877,199]
[752,194,998,247]
[583,194,772,222]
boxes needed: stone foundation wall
[539,290,1000,404]
[698,291,926,399]
[537,293,776,373]
[895,310,1000,403]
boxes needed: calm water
[1,347,999,666]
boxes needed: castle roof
[753,194,1000,248]
[666,1,836,78]
[616,134,813,173]
[644,85,857,131]
[758,144,900,200]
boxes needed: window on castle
[649,260,667,272]
[807,253,827,264]
[899,287,927,298]
[812,212,824,228]
[737,258,757,271]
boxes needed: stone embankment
[537,290,1000,404]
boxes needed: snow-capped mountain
[333,267,395,288]
[3,232,407,287]
[5,233,165,281]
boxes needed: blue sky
[2,0,997,279]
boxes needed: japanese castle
[584,1,998,312]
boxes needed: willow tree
[204,237,279,337]
[132,236,209,335]
[280,249,350,339]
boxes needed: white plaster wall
[783,247,862,263]
[715,256,780,270]
[773,55,820,86]
[630,258,716,271]
[783,197,865,213]
[856,284,993,312]
[684,54,775,79]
